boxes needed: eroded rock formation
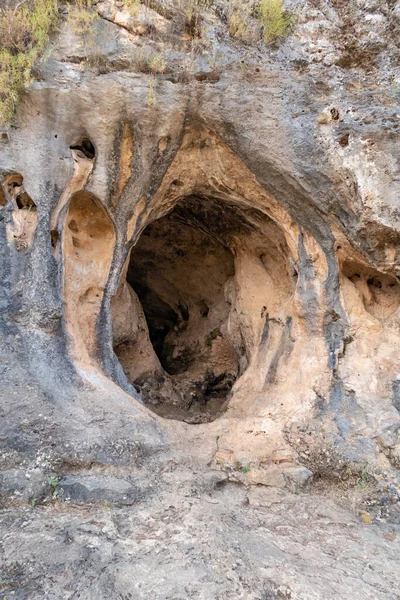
[1,1,400,597]
[0,0,400,502]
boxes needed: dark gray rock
[58,474,143,505]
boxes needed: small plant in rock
[258,0,292,45]
[146,77,156,106]
[226,0,255,43]
[47,473,61,499]
[129,47,168,74]
[67,0,99,69]
[47,473,60,487]
[228,9,248,41]
[149,52,167,74]
[67,0,97,37]
[178,0,210,38]
[358,468,369,489]
[241,465,251,474]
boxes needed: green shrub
[0,50,31,122]
[0,0,59,122]
[0,0,102,122]
[258,0,292,44]
[0,8,33,54]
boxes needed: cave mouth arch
[112,195,294,423]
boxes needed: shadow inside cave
[112,195,294,423]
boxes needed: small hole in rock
[51,230,59,247]
[199,301,209,317]
[338,133,349,147]
[16,192,36,210]
[330,108,340,121]
[367,277,382,289]
[3,173,23,198]
[70,137,95,160]
[68,219,79,233]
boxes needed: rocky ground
[1,470,400,599]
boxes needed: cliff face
[1,1,400,597]
[1,0,400,516]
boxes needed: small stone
[215,450,235,467]
[247,467,286,488]
[270,448,293,463]
[283,467,313,489]
[360,511,372,524]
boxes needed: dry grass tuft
[67,0,97,36]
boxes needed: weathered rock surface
[1,482,400,599]
[0,0,400,597]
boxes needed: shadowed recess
[112,195,295,423]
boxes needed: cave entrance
[113,196,254,423]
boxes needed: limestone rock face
[0,0,399,485]
[2,2,400,598]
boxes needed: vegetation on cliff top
[0,0,292,123]
[0,0,59,122]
